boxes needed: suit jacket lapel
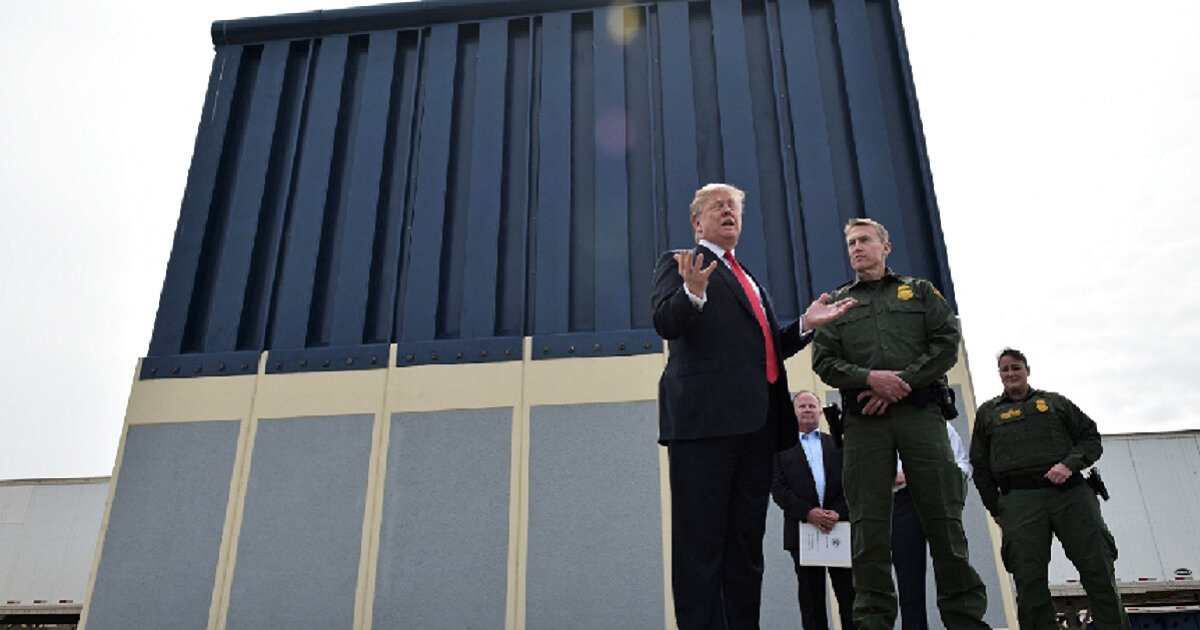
[697,244,757,321]
[741,263,780,330]
[821,434,837,479]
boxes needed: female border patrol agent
[970,348,1129,630]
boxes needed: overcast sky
[1,1,1197,480]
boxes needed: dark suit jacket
[771,432,850,550]
[652,244,811,451]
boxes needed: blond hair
[844,218,889,244]
[689,183,745,224]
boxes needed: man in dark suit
[771,390,855,630]
[652,183,856,629]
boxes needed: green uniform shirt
[970,388,1103,514]
[811,269,960,391]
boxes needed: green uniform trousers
[843,405,988,630]
[998,483,1129,630]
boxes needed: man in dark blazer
[652,183,856,629]
[772,390,855,630]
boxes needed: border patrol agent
[971,348,1129,630]
[812,218,988,630]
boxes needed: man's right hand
[673,250,717,299]
[806,507,839,533]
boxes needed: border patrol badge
[1036,399,1049,412]
[897,285,914,300]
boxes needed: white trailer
[0,477,109,625]
[1048,431,1200,625]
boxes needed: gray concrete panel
[225,415,373,630]
[87,422,239,630]
[761,507,805,628]
[526,401,663,630]
[372,408,512,629]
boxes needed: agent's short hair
[997,347,1029,368]
[844,217,889,244]
[690,183,745,224]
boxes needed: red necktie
[724,251,779,383]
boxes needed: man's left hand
[857,390,890,416]
[1044,463,1073,485]
[801,293,858,330]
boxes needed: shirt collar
[1000,387,1041,404]
[698,239,731,261]
[800,429,821,440]
[848,267,902,289]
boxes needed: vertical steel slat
[500,19,534,337]
[592,6,632,332]
[460,19,510,339]
[710,0,768,286]
[269,36,351,349]
[148,48,244,356]
[831,0,910,271]
[204,43,289,352]
[398,24,458,342]
[533,13,573,335]
[759,1,809,314]
[623,5,659,331]
[656,2,699,251]
[739,4,797,317]
[377,31,424,343]
[886,0,956,307]
[329,33,399,347]
[776,0,852,295]
[238,41,313,351]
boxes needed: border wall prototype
[80,1,1013,628]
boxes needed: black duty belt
[840,384,938,416]
[997,472,1083,494]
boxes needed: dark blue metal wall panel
[593,7,631,332]
[370,31,422,343]
[532,12,572,336]
[328,32,397,347]
[711,0,768,286]
[149,48,243,357]
[145,0,959,375]
[776,0,852,295]
[399,24,457,342]
[203,44,285,353]
[461,20,509,339]
[270,36,350,349]
[656,2,700,251]
[832,0,911,272]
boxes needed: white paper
[796,521,851,567]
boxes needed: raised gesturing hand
[801,293,858,329]
[673,249,718,299]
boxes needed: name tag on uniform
[797,522,851,567]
